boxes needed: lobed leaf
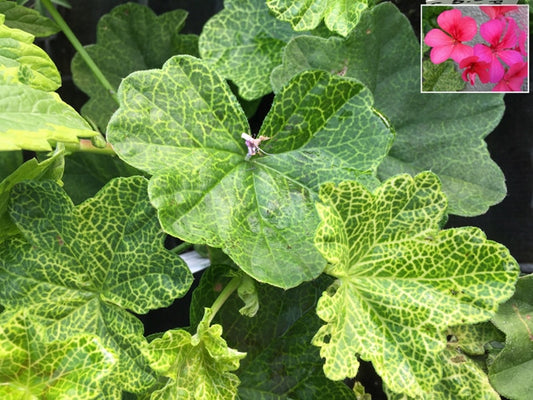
[266,0,369,36]
[489,274,533,400]
[199,0,300,100]
[0,13,60,90]
[190,264,355,399]
[0,310,116,399]
[107,55,393,288]
[0,176,193,392]
[71,3,198,131]
[0,0,60,37]
[312,172,519,397]
[271,2,506,216]
[142,307,246,400]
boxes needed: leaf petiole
[40,0,119,104]
[208,276,242,325]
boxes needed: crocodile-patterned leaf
[0,13,59,91]
[271,2,506,216]
[0,148,64,241]
[107,55,393,289]
[312,172,519,397]
[190,264,355,399]
[71,3,198,131]
[0,310,116,399]
[489,274,533,400]
[199,0,299,100]
[142,308,246,400]
[0,176,193,392]
[0,0,60,37]
[266,0,369,36]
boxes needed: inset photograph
[421,4,529,92]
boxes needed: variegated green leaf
[0,13,59,90]
[0,147,64,241]
[0,83,97,151]
[107,55,393,288]
[72,3,198,131]
[312,172,519,397]
[0,176,193,393]
[266,0,369,36]
[199,0,300,100]
[0,310,116,400]
[271,2,506,216]
[0,0,60,37]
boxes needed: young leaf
[312,172,519,397]
[0,148,64,241]
[489,274,533,400]
[190,264,356,399]
[0,177,193,392]
[142,308,246,400]
[271,2,506,216]
[71,3,198,131]
[0,310,116,399]
[0,83,97,151]
[266,0,369,37]
[0,13,60,90]
[0,0,60,37]
[107,55,393,288]
[199,0,300,100]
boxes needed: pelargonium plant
[424,6,528,92]
[1,0,533,399]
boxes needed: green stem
[170,242,193,254]
[208,276,241,325]
[41,0,119,104]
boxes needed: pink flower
[480,6,518,19]
[474,18,523,82]
[424,9,476,64]
[459,56,491,85]
[492,61,528,91]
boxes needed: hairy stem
[41,0,119,104]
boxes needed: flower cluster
[424,6,528,92]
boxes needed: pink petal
[498,49,524,66]
[430,45,454,64]
[480,19,505,47]
[476,67,491,84]
[424,29,454,47]
[459,55,479,69]
[480,6,518,19]
[449,43,473,63]
[492,80,511,91]
[498,18,518,50]
[507,75,526,90]
[474,43,492,63]
[437,9,463,35]
[488,57,505,83]
[454,16,477,42]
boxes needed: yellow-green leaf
[312,172,519,397]
[0,13,60,90]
